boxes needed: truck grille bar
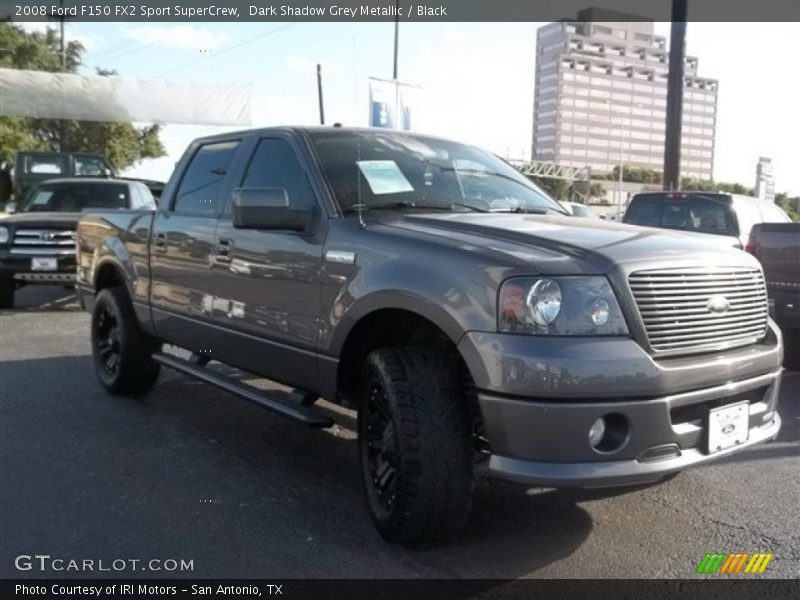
[629,267,769,355]
[11,229,76,255]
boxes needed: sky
[19,20,800,195]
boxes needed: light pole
[601,99,626,219]
[605,100,646,220]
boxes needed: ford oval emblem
[707,295,731,314]
[721,423,736,434]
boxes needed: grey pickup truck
[76,127,783,544]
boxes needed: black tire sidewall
[91,287,159,394]
[357,357,403,530]
[91,289,127,389]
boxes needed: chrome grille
[629,267,769,354]
[11,229,76,256]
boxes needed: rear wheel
[357,346,474,544]
[91,287,161,394]
[0,276,14,309]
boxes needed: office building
[532,9,718,181]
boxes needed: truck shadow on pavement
[0,354,594,580]
[1,285,79,313]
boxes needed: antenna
[356,131,365,227]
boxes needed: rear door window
[174,141,240,215]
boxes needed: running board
[153,353,333,428]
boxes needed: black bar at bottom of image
[3,579,799,600]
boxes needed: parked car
[623,191,790,248]
[76,128,782,544]
[746,222,800,369]
[561,201,599,219]
[0,178,156,308]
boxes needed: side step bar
[153,353,334,429]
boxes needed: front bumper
[459,323,783,487]
[0,251,76,283]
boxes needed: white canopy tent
[0,68,252,126]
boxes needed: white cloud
[122,24,231,51]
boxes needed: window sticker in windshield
[356,160,414,195]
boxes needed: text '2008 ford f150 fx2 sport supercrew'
[76,128,782,544]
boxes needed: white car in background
[560,201,600,219]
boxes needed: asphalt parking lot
[1,286,798,580]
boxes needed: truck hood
[374,212,756,275]
[0,212,81,229]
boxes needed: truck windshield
[22,182,129,212]
[311,131,565,214]
[624,193,737,237]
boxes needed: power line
[152,22,302,79]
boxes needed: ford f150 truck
[76,128,783,544]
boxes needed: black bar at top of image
[3,579,800,600]
[1,0,800,23]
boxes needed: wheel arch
[334,305,477,412]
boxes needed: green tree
[588,182,606,200]
[608,165,662,184]
[530,176,570,201]
[775,192,800,222]
[0,23,164,171]
[681,177,754,196]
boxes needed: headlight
[0,226,9,244]
[499,276,628,335]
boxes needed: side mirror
[4,202,17,214]
[231,187,312,232]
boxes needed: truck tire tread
[91,287,160,395]
[358,346,474,545]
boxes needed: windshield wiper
[488,206,557,215]
[346,201,489,213]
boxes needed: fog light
[589,417,606,447]
[590,298,610,326]
[589,413,630,454]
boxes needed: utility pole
[663,0,688,191]
[393,1,399,80]
[316,64,325,125]
[58,0,67,151]
[59,1,66,69]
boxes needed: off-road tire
[0,276,14,309]
[357,346,474,544]
[91,287,161,395]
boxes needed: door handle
[153,232,167,253]
[213,238,233,264]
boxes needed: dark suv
[623,191,790,248]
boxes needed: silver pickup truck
[76,127,783,544]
